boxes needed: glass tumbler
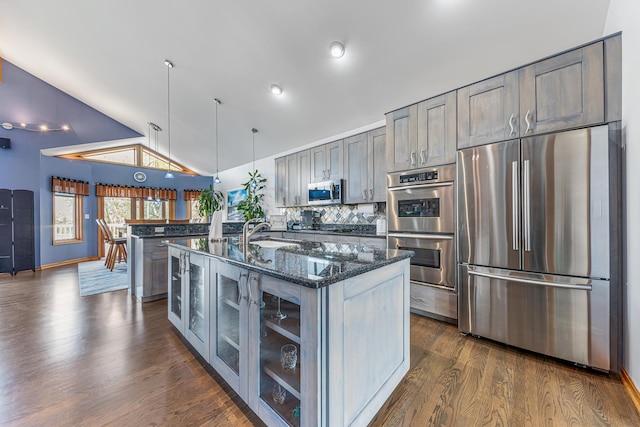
[280,344,297,371]
[272,384,286,405]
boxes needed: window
[140,199,170,220]
[186,199,205,222]
[53,193,84,244]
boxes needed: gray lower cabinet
[344,127,387,203]
[168,247,210,361]
[171,246,410,426]
[519,41,604,136]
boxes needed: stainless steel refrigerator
[457,124,623,371]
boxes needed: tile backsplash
[282,203,386,225]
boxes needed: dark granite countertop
[283,229,385,238]
[129,223,210,238]
[164,237,412,289]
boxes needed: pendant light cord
[166,62,171,172]
[251,128,258,172]
[215,99,221,181]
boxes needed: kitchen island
[165,236,412,427]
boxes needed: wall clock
[133,171,147,183]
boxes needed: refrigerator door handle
[388,232,454,240]
[523,159,531,251]
[512,161,519,251]
[468,269,592,291]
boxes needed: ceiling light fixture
[164,59,175,179]
[213,98,222,185]
[2,121,71,132]
[329,41,345,58]
[251,128,258,188]
[270,84,283,95]
[147,122,162,200]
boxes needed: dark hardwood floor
[1,266,638,426]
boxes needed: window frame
[52,192,84,245]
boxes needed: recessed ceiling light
[329,41,345,58]
[270,84,283,95]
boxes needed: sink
[251,240,299,249]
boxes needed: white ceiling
[0,0,611,175]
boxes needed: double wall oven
[387,164,457,321]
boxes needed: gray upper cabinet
[345,132,369,204]
[417,91,457,166]
[311,140,343,182]
[345,128,387,204]
[386,92,456,172]
[457,71,519,149]
[369,127,388,202]
[386,105,417,173]
[298,149,311,206]
[274,156,286,207]
[519,41,604,136]
[286,153,300,207]
[280,150,311,207]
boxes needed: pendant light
[147,122,162,200]
[213,98,222,185]
[250,128,258,188]
[164,59,175,179]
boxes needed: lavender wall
[0,59,212,267]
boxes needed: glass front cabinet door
[168,247,186,332]
[210,262,250,398]
[249,273,321,427]
[184,252,210,361]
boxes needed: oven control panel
[399,170,439,184]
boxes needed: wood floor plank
[1,267,639,426]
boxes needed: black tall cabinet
[0,189,35,276]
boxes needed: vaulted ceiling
[0,0,611,175]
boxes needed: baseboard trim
[40,256,101,270]
[621,368,640,414]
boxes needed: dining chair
[96,218,127,271]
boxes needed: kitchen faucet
[242,219,271,253]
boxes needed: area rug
[77,260,128,296]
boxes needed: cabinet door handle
[238,272,249,304]
[410,151,416,167]
[508,113,516,136]
[369,188,374,201]
[525,110,532,133]
[249,275,258,305]
[512,161,519,251]
[420,150,426,165]
[363,189,367,200]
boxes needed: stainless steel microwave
[308,180,343,206]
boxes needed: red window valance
[95,183,177,200]
[51,176,90,196]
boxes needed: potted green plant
[197,184,224,220]
[237,169,267,221]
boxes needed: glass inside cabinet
[188,262,205,341]
[260,292,302,427]
[170,254,182,320]
[216,271,243,374]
